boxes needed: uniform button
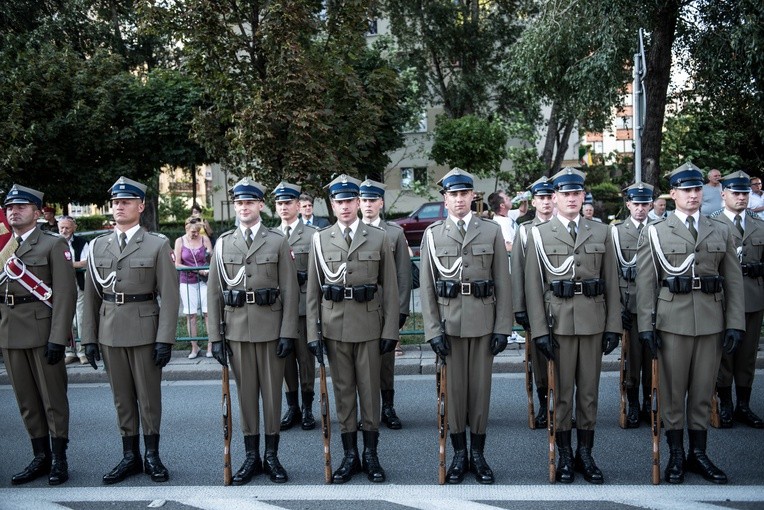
[464,264,469,268]
[348,270,353,274]
[247,273,252,278]
[117,278,122,282]
[463,250,468,255]
[696,248,700,252]
[117,266,122,270]
[575,276,581,280]
[575,250,579,255]
[576,262,581,266]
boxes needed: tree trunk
[542,101,559,172]
[552,117,576,174]
[641,1,680,190]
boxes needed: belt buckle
[344,287,354,300]
[573,282,583,295]
[246,291,256,304]
[115,293,125,305]
[5,294,14,307]
[692,277,701,291]
[461,283,471,295]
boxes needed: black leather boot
[686,429,727,484]
[263,434,288,483]
[301,391,316,430]
[446,432,468,484]
[280,391,301,431]
[534,387,548,429]
[469,433,494,484]
[232,435,262,485]
[381,390,402,430]
[626,387,641,428]
[574,429,603,484]
[664,429,685,484]
[143,434,169,482]
[717,386,734,428]
[734,386,764,428]
[102,435,142,485]
[12,436,51,485]
[48,437,69,485]
[333,432,361,483]
[362,430,386,483]
[555,430,575,483]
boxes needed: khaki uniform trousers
[380,350,395,392]
[283,316,315,394]
[325,338,381,433]
[230,340,284,436]
[446,334,493,434]
[555,333,603,431]
[4,346,69,439]
[659,332,722,430]
[529,334,548,388]
[626,314,652,391]
[718,310,763,389]
[102,344,162,436]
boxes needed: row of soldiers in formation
[1,162,761,488]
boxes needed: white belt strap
[611,225,635,268]
[530,226,575,278]
[647,224,695,276]
[426,229,462,279]
[215,237,246,287]
[312,232,346,284]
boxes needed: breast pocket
[223,253,244,277]
[471,243,494,269]
[357,251,380,279]
[129,257,155,284]
[293,245,310,269]
[584,243,606,270]
[435,246,459,270]
[324,251,344,273]
[24,257,52,283]
[255,253,279,279]
[546,244,570,267]
[705,241,726,266]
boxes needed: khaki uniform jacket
[636,214,745,335]
[306,223,399,343]
[286,222,318,317]
[614,219,646,315]
[208,227,299,343]
[511,219,543,314]
[420,217,512,340]
[711,213,764,314]
[376,221,412,316]
[0,228,77,348]
[82,228,179,346]
[525,216,621,337]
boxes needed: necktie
[568,221,577,242]
[734,214,744,236]
[637,223,644,234]
[344,227,352,248]
[244,228,252,248]
[285,226,292,239]
[15,236,22,252]
[687,216,697,240]
[457,219,466,238]
[306,219,312,226]
[119,233,127,252]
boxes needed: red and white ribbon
[4,256,53,308]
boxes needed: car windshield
[417,204,441,219]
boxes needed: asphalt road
[1,371,763,509]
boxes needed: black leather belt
[103,292,156,304]
[0,294,39,306]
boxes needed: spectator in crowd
[648,196,669,220]
[190,203,214,242]
[174,217,213,359]
[298,193,330,228]
[58,216,89,365]
[748,176,764,214]
[40,206,58,232]
[701,168,723,216]
[487,190,528,252]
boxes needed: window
[401,167,428,190]
[417,203,442,219]
[367,19,378,35]
[403,111,428,134]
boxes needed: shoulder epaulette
[708,209,724,219]
[218,229,236,239]
[41,230,61,238]
[520,219,534,226]
[613,220,625,227]
[147,232,168,240]
[428,220,445,229]
[269,227,285,237]
[384,220,403,231]
[746,209,761,220]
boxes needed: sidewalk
[2,340,763,385]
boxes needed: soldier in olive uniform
[360,179,412,430]
[207,178,299,484]
[1,185,77,485]
[525,168,621,484]
[273,181,319,432]
[512,176,555,430]
[613,183,654,428]
[420,168,512,485]
[306,174,399,484]
[82,177,180,484]
[636,163,745,484]
[709,171,764,429]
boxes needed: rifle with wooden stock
[436,318,448,485]
[650,310,660,485]
[524,328,535,429]
[546,310,556,484]
[317,318,332,483]
[219,308,232,486]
